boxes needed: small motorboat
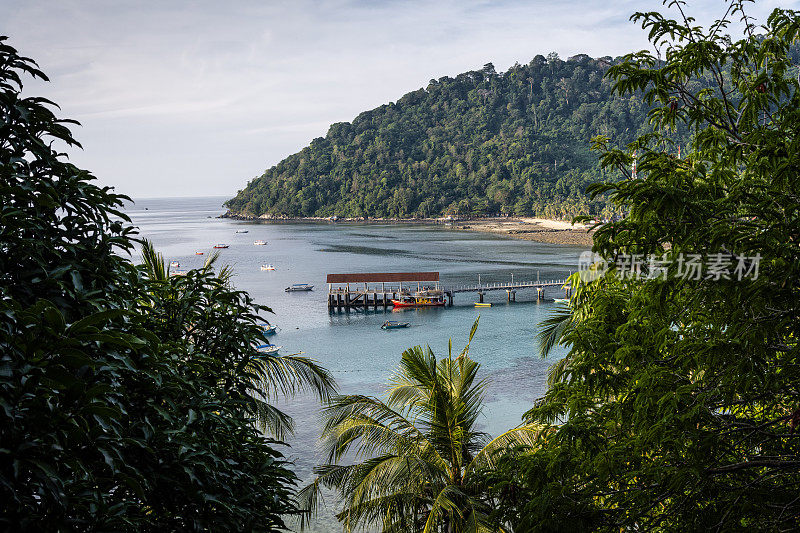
[254,240,267,245]
[213,244,229,249]
[194,251,204,255]
[474,302,492,308]
[169,260,180,268]
[170,270,188,276]
[261,264,276,271]
[285,283,314,292]
[235,229,249,233]
[553,298,570,304]
[255,343,281,356]
[261,322,277,335]
[381,321,410,330]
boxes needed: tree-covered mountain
[226,53,673,219]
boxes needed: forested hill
[226,53,663,219]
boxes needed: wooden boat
[381,321,410,330]
[261,322,277,335]
[261,264,276,271]
[254,240,267,245]
[285,283,314,292]
[255,343,281,356]
[474,302,492,308]
[213,244,229,249]
[391,289,446,308]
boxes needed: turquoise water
[126,196,586,530]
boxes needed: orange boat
[391,289,446,308]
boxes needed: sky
[1,0,795,199]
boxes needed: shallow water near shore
[127,196,587,531]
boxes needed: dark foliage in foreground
[0,37,298,530]
[491,4,800,532]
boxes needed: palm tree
[138,239,336,439]
[299,319,538,532]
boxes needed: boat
[391,289,446,308]
[213,244,229,249]
[285,283,314,292]
[474,302,492,308]
[381,321,410,330]
[261,322,277,335]
[169,260,180,268]
[170,270,188,276]
[255,343,281,356]
[553,298,570,304]
[195,251,204,255]
[254,240,267,245]
[261,264,276,271]
[235,229,249,233]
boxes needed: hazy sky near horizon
[2,0,795,199]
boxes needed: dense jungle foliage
[0,37,329,530]
[226,52,684,219]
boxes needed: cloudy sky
[1,0,793,199]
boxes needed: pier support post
[478,292,484,303]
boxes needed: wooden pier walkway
[327,272,571,309]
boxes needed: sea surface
[125,196,587,531]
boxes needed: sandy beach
[448,217,594,247]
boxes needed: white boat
[261,323,277,335]
[285,283,313,292]
[236,229,249,233]
[553,298,570,304]
[194,251,204,255]
[261,264,276,271]
[254,240,267,245]
[255,343,281,356]
[169,260,180,268]
[213,244,229,249]
[170,270,188,276]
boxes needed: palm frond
[536,305,573,358]
[139,239,167,281]
[249,352,336,403]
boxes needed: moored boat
[235,229,249,233]
[169,260,180,268]
[553,298,570,304]
[254,240,267,245]
[213,243,229,249]
[474,302,492,308]
[261,322,277,335]
[261,264,276,271]
[195,251,204,255]
[255,343,281,356]
[285,283,313,292]
[381,321,410,329]
[391,289,446,308]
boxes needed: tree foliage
[491,3,800,531]
[0,36,307,530]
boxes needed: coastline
[221,211,594,247]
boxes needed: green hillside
[226,53,672,219]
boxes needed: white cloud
[1,0,795,197]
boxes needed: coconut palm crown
[299,318,538,532]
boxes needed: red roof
[326,272,439,283]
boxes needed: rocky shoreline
[220,211,594,247]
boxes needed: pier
[327,271,571,310]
